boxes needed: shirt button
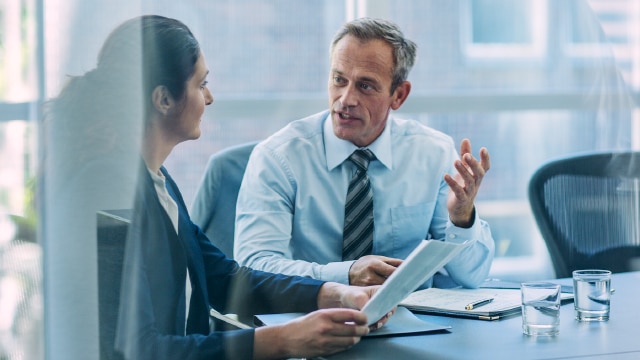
[449,234,456,239]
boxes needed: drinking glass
[521,282,561,336]
[572,269,611,321]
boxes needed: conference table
[323,271,640,360]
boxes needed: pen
[465,297,494,310]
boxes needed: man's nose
[338,84,358,108]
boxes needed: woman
[53,15,387,360]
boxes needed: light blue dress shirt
[235,110,495,288]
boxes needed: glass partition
[2,0,639,358]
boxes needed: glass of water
[521,282,561,336]
[572,269,611,321]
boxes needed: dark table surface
[323,271,640,360]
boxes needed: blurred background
[1,0,638,358]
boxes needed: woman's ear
[151,85,174,115]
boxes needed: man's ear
[151,85,174,115]
[390,81,411,111]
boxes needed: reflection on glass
[2,0,635,358]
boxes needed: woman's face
[167,52,214,142]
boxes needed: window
[460,0,549,59]
[0,0,40,359]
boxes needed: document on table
[400,287,574,321]
[360,239,470,326]
[254,306,450,337]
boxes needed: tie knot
[349,149,375,171]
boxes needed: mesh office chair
[528,151,640,278]
[191,142,258,259]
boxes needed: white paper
[400,288,522,315]
[209,308,251,329]
[361,239,470,325]
[399,287,574,317]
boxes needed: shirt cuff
[445,210,483,243]
[320,260,354,285]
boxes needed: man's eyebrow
[358,75,379,84]
[331,70,378,83]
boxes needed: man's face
[328,34,409,147]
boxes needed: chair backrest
[97,209,131,360]
[528,151,640,278]
[191,142,258,259]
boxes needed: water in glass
[522,299,560,336]
[573,276,610,321]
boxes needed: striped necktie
[342,149,376,261]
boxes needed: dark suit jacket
[115,164,323,360]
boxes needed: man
[234,17,494,289]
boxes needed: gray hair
[330,17,417,93]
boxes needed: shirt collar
[323,112,393,171]
[147,167,166,185]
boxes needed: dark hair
[330,17,417,94]
[96,15,201,120]
[45,15,200,174]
